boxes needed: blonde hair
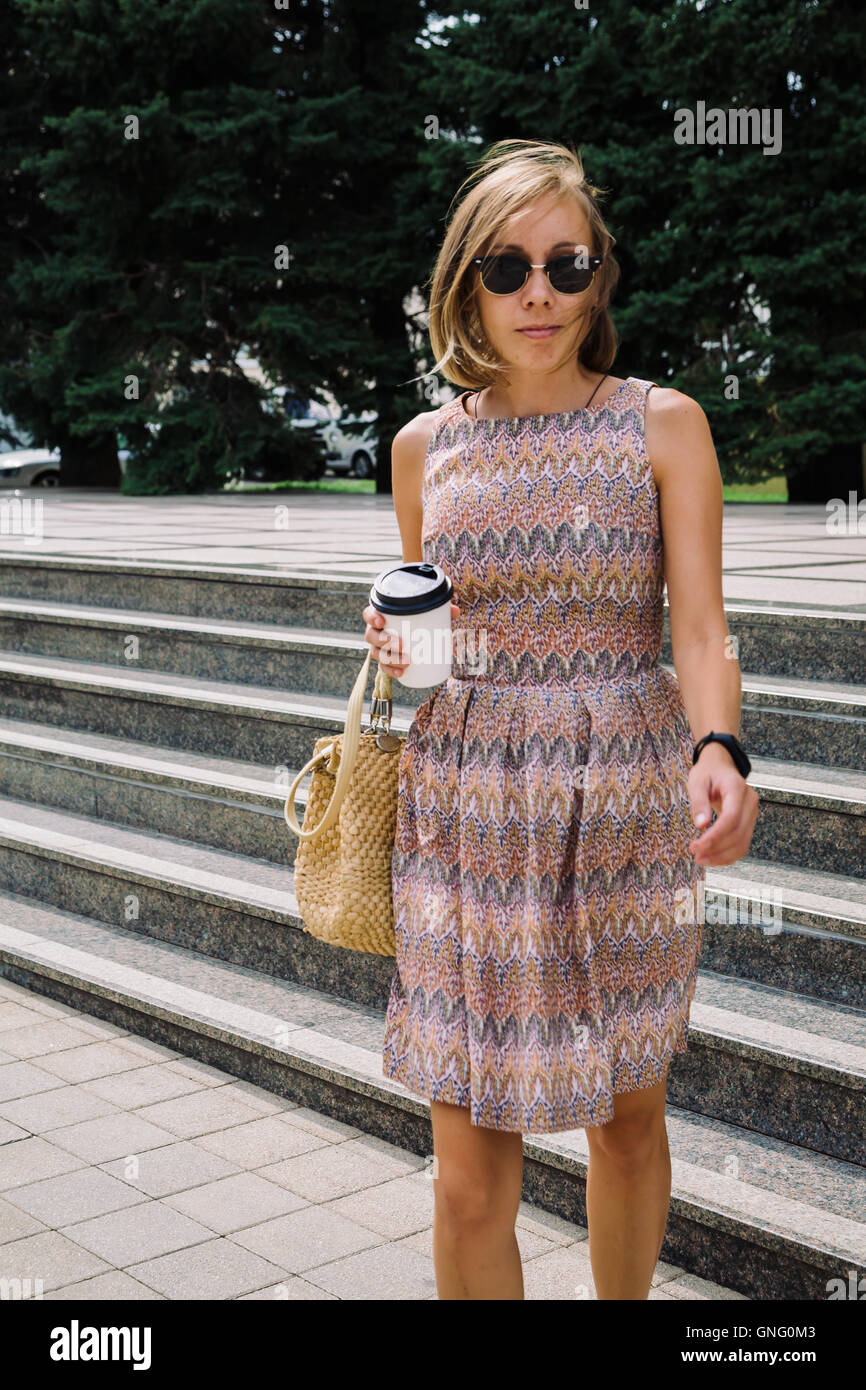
[426,138,621,391]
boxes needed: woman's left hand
[688,745,760,866]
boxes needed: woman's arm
[645,388,759,867]
[362,411,461,678]
[391,413,430,565]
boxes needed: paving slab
[0,978,749,1300]
[0,491,862,611]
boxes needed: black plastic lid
[369,562,453,616]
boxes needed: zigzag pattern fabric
[382,376,705,1133]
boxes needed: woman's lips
[518,326,560,339]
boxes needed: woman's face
[472,193,601,370]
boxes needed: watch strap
[692,731,751,779]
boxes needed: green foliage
[0,0,862,499]
[410,0,865,498]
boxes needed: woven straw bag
[284,645,404,955]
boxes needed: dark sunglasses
[471,251,604,296]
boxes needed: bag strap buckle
[365,664,393,735]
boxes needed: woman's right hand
[363,601,461,679]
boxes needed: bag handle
[284,647,393,840]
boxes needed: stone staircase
[0,550,863,1301]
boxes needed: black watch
[692,731,751,779]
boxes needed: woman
[363,138,759,1300]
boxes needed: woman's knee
[434,1162,505,1230]
[586,1079,670,1167]
[430,1102,523,1228]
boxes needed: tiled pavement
[0,978,746,1301]
[0,489,863,610]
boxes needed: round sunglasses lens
[548,257,594,293]
[479,255,526,294]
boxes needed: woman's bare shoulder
[646,383,707,420]
[391,404,452,561]
[645,385,717,489]
[392,399,455,468]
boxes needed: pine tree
[0,0,319,490]
[396,0,866,499]
[1,0,861,499]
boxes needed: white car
[318,409,378,479]
[281,394,378,479]
[0,443,134,485]
[0,448,61,486]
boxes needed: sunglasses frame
[471,251,605,296]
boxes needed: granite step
[0,597,366,700]
[0,714,293,867]
[0,656,861,876]
[0,802,862,1161]
[0,553,863,683]
[0,713,861,873]
[739,671,866,768]
[0,901,862,1301]
[0,596,862,765]
[0,715,862,1009]
[742,754,865,878]
[704,854,866,1006]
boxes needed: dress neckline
[457,376,634,426]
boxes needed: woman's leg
[429,1099,525,1299]
[584,1073,672,1299]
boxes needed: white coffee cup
[369,562,454,688]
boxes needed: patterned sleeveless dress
[381,376,705,1134]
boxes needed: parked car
[0,448,61,486]
[281,393,378,479]
[318,407,378,479]
[0,439,132,484]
